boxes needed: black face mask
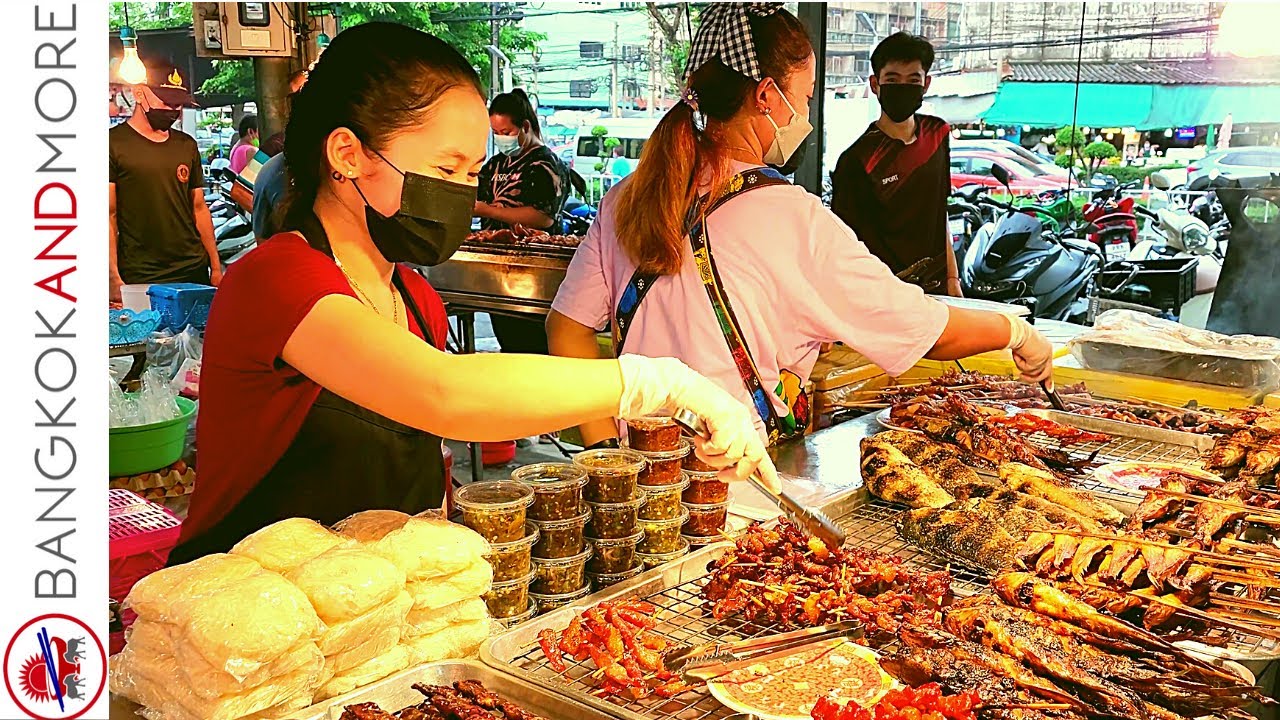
[768,134,809,177]
[145,108,181,131]
[876,83,925,123]
[353,150,477,267]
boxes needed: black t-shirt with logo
[109,122,209,283]
[477,144,570,231]
[830,114,951,291]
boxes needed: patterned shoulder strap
[613,168,789,352]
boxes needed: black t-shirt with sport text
[109,122,209,284]
[477,144,570,231]
[830,114,952,292]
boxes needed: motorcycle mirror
[991,163,1012,188]
[1149,171,1173,190]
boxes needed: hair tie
[680,87,707,132]
[684,2,785,81]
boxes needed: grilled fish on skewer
[1000,463,1126,526]
[1127,478,1190,528]
[860,440,955,508]
[899,505,1018,572]
[964,496,1053,540]
[871,430,1005,498]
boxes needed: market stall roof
[983,59,1280,130]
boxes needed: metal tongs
[1041,380,1068,412]
[662,620,864,682]
[671,408,847,550]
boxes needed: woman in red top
[172,23,776,562]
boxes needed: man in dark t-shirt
[109,68,221,303]
[831,33,960,297]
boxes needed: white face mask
[493,134,521,156]
[762,83,813,167]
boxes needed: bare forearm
[480,204,554,229]
[547,310,619,445]
[285,297,623,442]
[925,307,1013,360]
[109,215,120,278]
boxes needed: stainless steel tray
[426,249,569,316]
[296,659,611,720]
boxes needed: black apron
[169,217,447,564]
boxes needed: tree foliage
[1082,140,1120,176]
[109,3,191,30]
[338,2,545,93]
[1054,126,1086,151]
[200,60,256,99]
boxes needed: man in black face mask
[830,33,961,297]
[109,66,222,304]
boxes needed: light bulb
[119,46,147,84]
[1165,129,1174,138]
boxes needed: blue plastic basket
[109,309,162,346]
[148,283,215,332]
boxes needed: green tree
[109,2,191,30]
[1054,125,1086,151]
[591,125,611,173]
[338,3,545,93]
[1082,140,1120,177]
[200,60,256,101]
[647,3,699,91]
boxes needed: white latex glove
[617,355,780,493]
[1006,315,1054,384]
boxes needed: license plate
[1105,241,1128,263]
[949,219,966,237]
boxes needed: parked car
[549,142,575,166]
[952,138,1070,177]
[1188,146,1280,185]
[571,118,659,176]
[949,150,1068,195]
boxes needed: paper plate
[706,639,895,720]
[1091,462,1220,492]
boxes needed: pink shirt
[552,164,950,430]
[229,142,256,175]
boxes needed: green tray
[109,396,197,476]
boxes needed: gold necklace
[335,258,399,325]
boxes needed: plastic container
[531,585,592,615]
[626,416,681,452]
[585,498,644,540]
[638,476,690,521]
[455,480,535,543]
[513,463,588,521]
[1094,258,1197,312]
[574,449,646,503]
[109,308,162,346]
[530,509,591,560]
[148,282,215,332]
[109,396,197,476]
[639,537,691,569]
[531,546,593,595]
[108,489,183,602]
[682,471,729,504]
[481,440,517,467]
[638,508,690,554]
[683,452,719,473]
[484,571,535,619]
[636,440,692,486]
[587,530,644,574]
[682,500,730,538]
[683,533,724,548]
[485,522,539,582]
[120,284,152,312]
[494,597,539,629]
[587,561,645,592]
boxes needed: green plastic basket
[109,396,197,477]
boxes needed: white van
[571,117,661,177]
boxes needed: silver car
[1188,146,1280,185]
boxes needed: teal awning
[982,81,1280,130]
[981,82,1154,128]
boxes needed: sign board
[1176,127,1197,140]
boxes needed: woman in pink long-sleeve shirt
[547,4,1054,449]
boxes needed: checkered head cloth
[684,2,785,82]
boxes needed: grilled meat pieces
[1000,463,1125,527]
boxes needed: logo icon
[177,164,190,183]
[4,615,105,720]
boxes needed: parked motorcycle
[961,165,1103,321]
[947,184,990,265]
[1132,203,1222,295]
[1082,181,1141,264]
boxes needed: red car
[949,150,1068,195]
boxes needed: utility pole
[914,1,922,35]
[610,21,620,117]
[490,1,500,99]
[647,15,657,118]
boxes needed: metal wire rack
[1021,430,1205,503]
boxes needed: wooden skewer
[1209,593,1280,617]
[1077,579,1280,640]
[1151,489,1280,522]
[1205,605,1280,630]
[1218,538,1280,560]
[1212,569,1280,590]
[1047,530,1280,573]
